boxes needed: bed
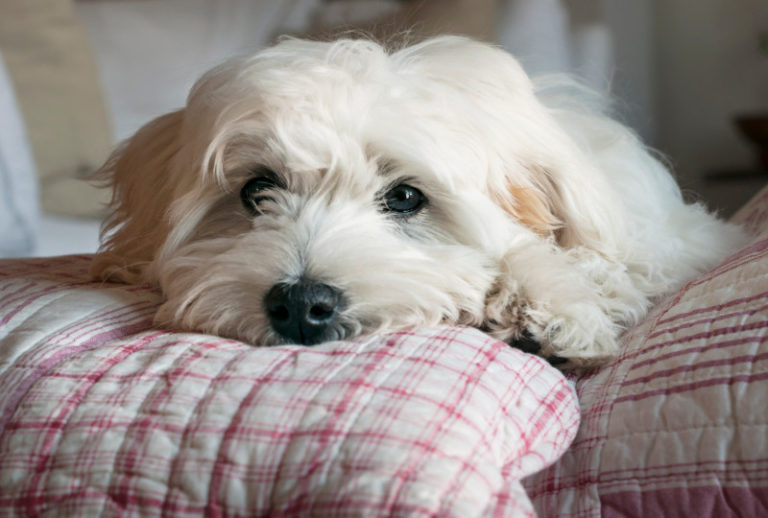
[1,187,767,517]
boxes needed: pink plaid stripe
[0,255,578,517]
[523,185,768,517]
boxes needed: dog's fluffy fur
[91,36,748,363]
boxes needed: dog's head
[92,36,613,345]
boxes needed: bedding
[523,188,768,517]
[3,186,768,518]
[0,255,578,517]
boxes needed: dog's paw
[483,261,622,367]
[525,302,620,364]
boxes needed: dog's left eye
[383,183,426,215]
[240,176,278,212]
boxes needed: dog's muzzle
[264,279,345,345]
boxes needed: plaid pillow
[0,255,578,517]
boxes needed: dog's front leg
[484,230,624,363]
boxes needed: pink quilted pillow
[524,186,768,517]
[0,256,578,517]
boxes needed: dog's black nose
[264,280,344,345]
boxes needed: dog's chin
[150,228,498,347]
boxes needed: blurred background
[1,0,767,258]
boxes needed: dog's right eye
[240,176,278,213]
[382,183,426,215]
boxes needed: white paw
[526,303,620,361]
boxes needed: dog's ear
[490,166,563,239]
[90,109,185,284]
[491,160,612,249]
[394,36,623,253]
[493,153,622,253]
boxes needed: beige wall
[655,0,768,211]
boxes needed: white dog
[91,36,748,364]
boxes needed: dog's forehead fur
[183,37,537,200]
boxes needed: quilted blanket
[523,189,768,517]
[0,255,578,517]
[5,186,768,517]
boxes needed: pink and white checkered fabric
[0,256,578,517]
[524,187,768,517]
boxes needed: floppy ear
[491,166,563,239]
[491,158,616,250]
[90,110,185,284]
[493,147,623,254]
[394,36,623,253]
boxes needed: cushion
[523,187,768,517]
[0,255,578,516]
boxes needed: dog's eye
[383,184,426,215]
[240,175,278,212]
